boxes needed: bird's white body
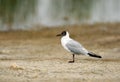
[57,31,102,62]
[61,32,71,52]
[61,32,89,55]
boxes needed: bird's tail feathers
[88,52,102,58]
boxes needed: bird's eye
[62,31,66,36]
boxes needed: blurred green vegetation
[51,0,93,20]
[0,0,93,30]
[0,0,37,30]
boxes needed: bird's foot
[68,61,74,63]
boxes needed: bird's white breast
[61,36,71,52]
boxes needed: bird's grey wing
[66,40,88,55]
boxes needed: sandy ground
[0,24,120,82]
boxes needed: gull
[57,31,102,63]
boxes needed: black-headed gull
[57,31,102,63]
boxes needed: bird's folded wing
[66,40,88,55]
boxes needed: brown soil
[0,23,120,82]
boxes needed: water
[90,0,120,23]
[0,0,120,30]
[0,0,37,30]
[36,0,92,26]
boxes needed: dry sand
[0,24,120,82]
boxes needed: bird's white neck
[61,32,71,45]
[61,32,71,51]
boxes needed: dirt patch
[0,24,120,82]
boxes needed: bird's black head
[56,31,67,37]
